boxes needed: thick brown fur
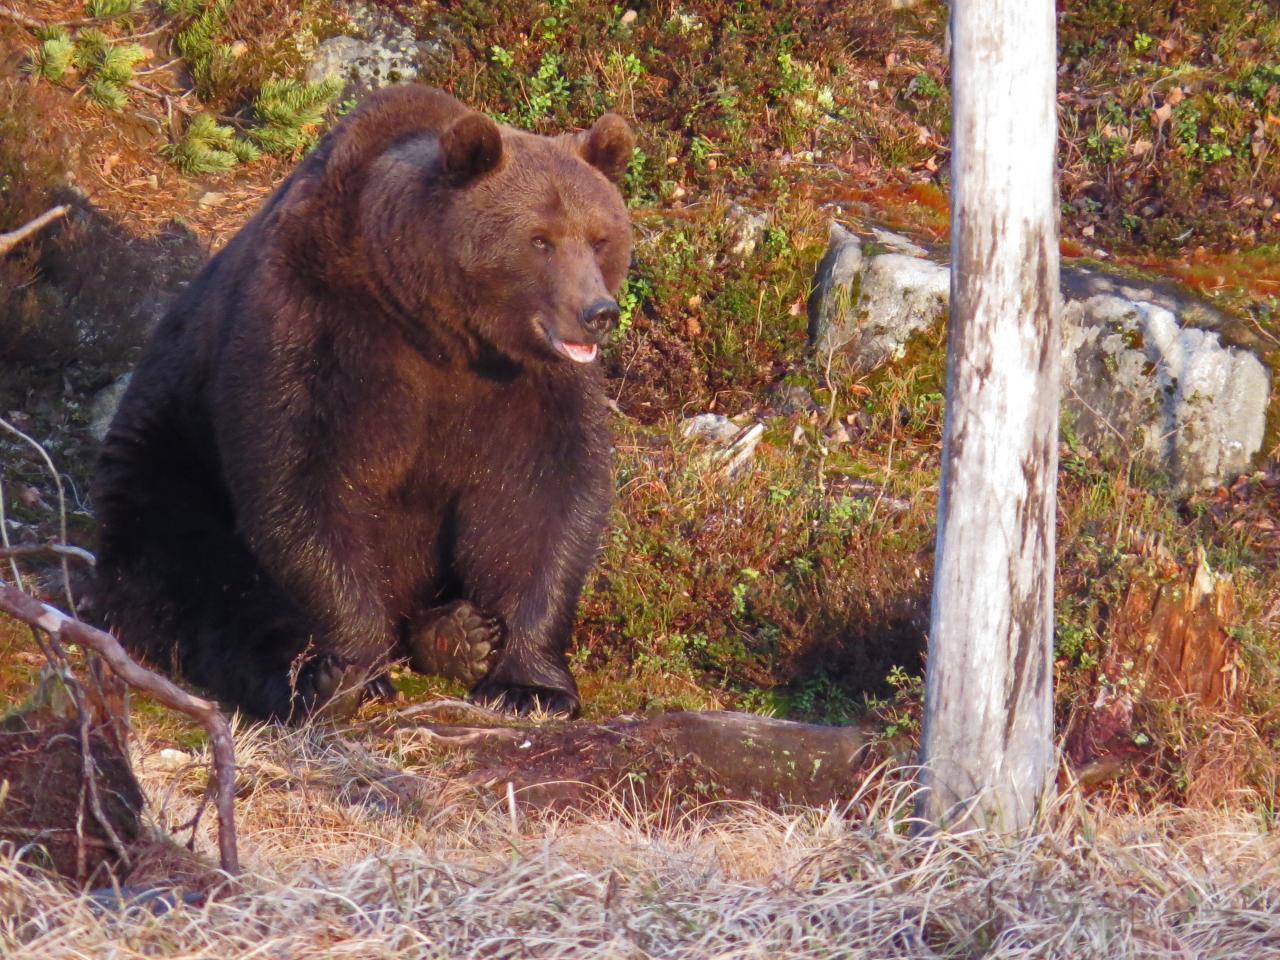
[93,86,634,719]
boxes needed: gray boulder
[305,2,448,98]
[1062,296,1270,491]
[807,220,1272,490]
[807,222,948,369]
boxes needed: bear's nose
[581,298,620,338]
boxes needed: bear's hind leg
[96,429,392,721]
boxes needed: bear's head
[357,100,634,367]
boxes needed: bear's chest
[365,364,602,504]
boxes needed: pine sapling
[164,113,259,175]
[85,0,138,20]
[247,76,342,156]
[30,29,75,84]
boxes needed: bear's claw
[469,681,580,719]
[408,600,504,685]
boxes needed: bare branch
[0,543,96,566]
[0,4,159,29]
[1,416,78,612]
[0,583,240,875]
[0,206,70,258]
[0,3,46,30]
[125,82,243,125]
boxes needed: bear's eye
[591,238,609,255]
[532,236,553,252]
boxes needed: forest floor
[2,0,1280,955]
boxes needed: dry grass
[3,722,1279,958]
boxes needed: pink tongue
[562,341,598,363]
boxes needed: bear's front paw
[293,654,393,722]
[407,600,504,685]
[469,680,580,719]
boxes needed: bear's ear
[440,112,503,182]
[576,113,635,183]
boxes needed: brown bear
[93,86,634,720]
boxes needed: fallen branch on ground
[379,708,877,812]
[0,583,240,875]
[0,543,96,566]
[0,206,70,257]
[0,3,44,29]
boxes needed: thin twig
[134,56,182,76]
[125,82,243,126]
[390,698,509,723]
[1,416,77,612]
[0,4,155,30]
[0,583,241,875]
[0,206,70,257]
[0,3,45,30]
[0,543,96,566]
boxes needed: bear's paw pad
[408,600,504,685]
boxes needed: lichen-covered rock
[725,203,769,258]
[807,221,947,368]
[305,3,448,98]
[88,373,131,442]
[1062,296,1270,491]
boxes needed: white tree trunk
[916,0,1061,830]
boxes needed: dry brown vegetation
[5,728,1280,958]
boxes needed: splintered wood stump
[1103,549,1240,708]
[381,708,876,812]
[0,668,144,883]
[1066,551,1242,788]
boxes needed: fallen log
[375,707,878,813]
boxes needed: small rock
[726,203,769,258]
[1062,296,1270,491]
[679,414,763,477]
[805,219,1272,489]
[770,382,817,416]
[88,374,131,442]
[197,191,225,208]
[680,413,742,444]
[306,35,377,84]
[151,748,194,772]
[621,9,638,25]
[717,422,764,477]
[870,226,927,257]
[228,39,248,58]
[303,2,445,98]
[807,221,948,369]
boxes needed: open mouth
[542,326,599,364]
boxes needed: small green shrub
[164,113,258,174]
[85,0,138,19]
[247,77,342,156]
[30,30,75,84]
